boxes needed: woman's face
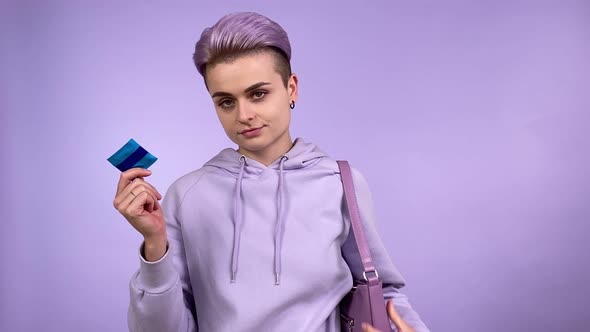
[205,51,298,164]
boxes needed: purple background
[2,1,589,331]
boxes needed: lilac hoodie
[127,137,430,332]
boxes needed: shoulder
[163,165,218,207]
[315,157,371,189]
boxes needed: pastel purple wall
[1,1,588,331]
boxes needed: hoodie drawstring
[274,155,289,285]
[230,155,289,285]
[231,156,246,283]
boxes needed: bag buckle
[362,269,379,281]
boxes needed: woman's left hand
[361,300,416,332]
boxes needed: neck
[237,133,294,166]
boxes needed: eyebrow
[211,82,272,98]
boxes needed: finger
[140,195,162,212]
[386,300,405,328]
[131,178,162,200]
[114,180,141,208]
[115,181,158,207]
[116,188,142,216]
[132,184,161,203]
[116,187,157,217]
[153,197,161,211]
[116,183,149,213]
[125,191,150,217]
[132,190,158,215]
[116,168,152,197]
[144,192,155,213]
[361,322,379,332]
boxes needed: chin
[237,139,269,152]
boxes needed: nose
[237,101,256,123]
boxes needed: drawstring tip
[275,273,280,285]
[231,272,236,283]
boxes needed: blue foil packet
[107,138,158,172]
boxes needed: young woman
[113,12,430,332]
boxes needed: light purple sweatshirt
[127,137,430,332]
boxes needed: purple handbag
[337,161,391,332]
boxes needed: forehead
[205,52,281,94]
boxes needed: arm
[127,182,198,332]
[341,167,430,332]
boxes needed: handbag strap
[337,160,379,282]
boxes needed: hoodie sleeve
[341,167,430,332]
[127,181,198,332]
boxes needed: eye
[251,90,267,100]
[218,99,235,109]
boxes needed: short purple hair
[193,12,292,87]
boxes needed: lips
[240,126,263,134]
[239,126,264,138]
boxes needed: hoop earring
[290,101,295,109]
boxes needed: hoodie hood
[204,137,328,175]
[203,137,328,284]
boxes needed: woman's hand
[113,167,167,261]
[361,300,416,332]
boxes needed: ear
[288,73,299,102]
